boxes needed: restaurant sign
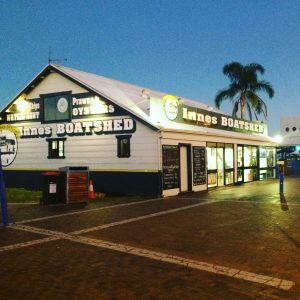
[163,95,265,135]
[18,118,136,138]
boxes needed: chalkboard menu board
[162,145,179,190]
[193,146,206,185]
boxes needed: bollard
[0,152,10,226]
[279,172,284,194]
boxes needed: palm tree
[215,62,274,120]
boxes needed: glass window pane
[47,139,65,159]
[225,147,233,169]
[44,95,70,122]
[207,147,217,170]
[244,146,257,167]
[208,172,217,188]
[237,146,243,167]
[260,169,275,180]
[44,98,57,122]
[267,148,275,167]
[59,141,64,157]
[237,168,243,181]
[251,147,258,166]
[260,148,267,168]
[225,171,234,184]
[117,136,131,157]
[52,141,57,150]
[244,168,257,182]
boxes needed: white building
[280,116,300,146]
[277,116,300,174]
[0,64,277,197]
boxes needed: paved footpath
[1,177,300,299]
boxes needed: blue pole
[0,151,10,226]
[279,172,284,194]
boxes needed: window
[42,93,70,123]
[225,144,234,169]
[116,135,131,158]
[237,146,243,167]
[244,168,257,182]
[266,148,275,167]
[47,138,66,159]
[259,148,267,168]
[207,146,217,170]
[244,146,258,167]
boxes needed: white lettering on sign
[20,126,52,138]
[7,112,40,122]
[182,106,264,134]
[183,107,218,126]
[55,118,135,136]
[72,95,115,116]
[19,118,136,139]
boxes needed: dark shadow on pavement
[280,193,289,211]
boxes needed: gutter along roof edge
[160,128,277,145]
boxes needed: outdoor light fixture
[141,89,150,99]
[274,135,282,143]
[90,97,107,114]
[16,98,30,112]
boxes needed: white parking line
[16,197,163,224]
[0,236,60,252]
[227,200,300,206]
[4,200,217,252]
[73,201,219,234]
[2,199,296,291]
[6,224,295,291]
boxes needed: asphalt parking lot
[1,177,300,299]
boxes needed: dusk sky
[1,0,299,136]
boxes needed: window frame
[41,91,71,124]
[116,135,132,158]
[46,138,66,159]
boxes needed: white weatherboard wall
[8,118,159,171]
[26,73,88,98]
[4,68,160,173]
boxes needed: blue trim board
[3,170,163,197]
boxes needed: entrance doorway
[217,147,224,187]
[179,144,192,192]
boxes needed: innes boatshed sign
[163,95,266,135]
[18,118,136,138]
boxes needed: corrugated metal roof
[1,64,276,144]
[51,64,224,125]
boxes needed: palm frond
[247,63,265,75]
[246,102,253,121]
[223,62,243,83]
[231,101,239,118]
[214,87,239,108]
[246,91,268,120]
[253,80,274,98]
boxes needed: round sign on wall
[163,95,179,121]
[0,130,18,167]
[57,97,69,113]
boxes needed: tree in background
[215,62,274,120]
